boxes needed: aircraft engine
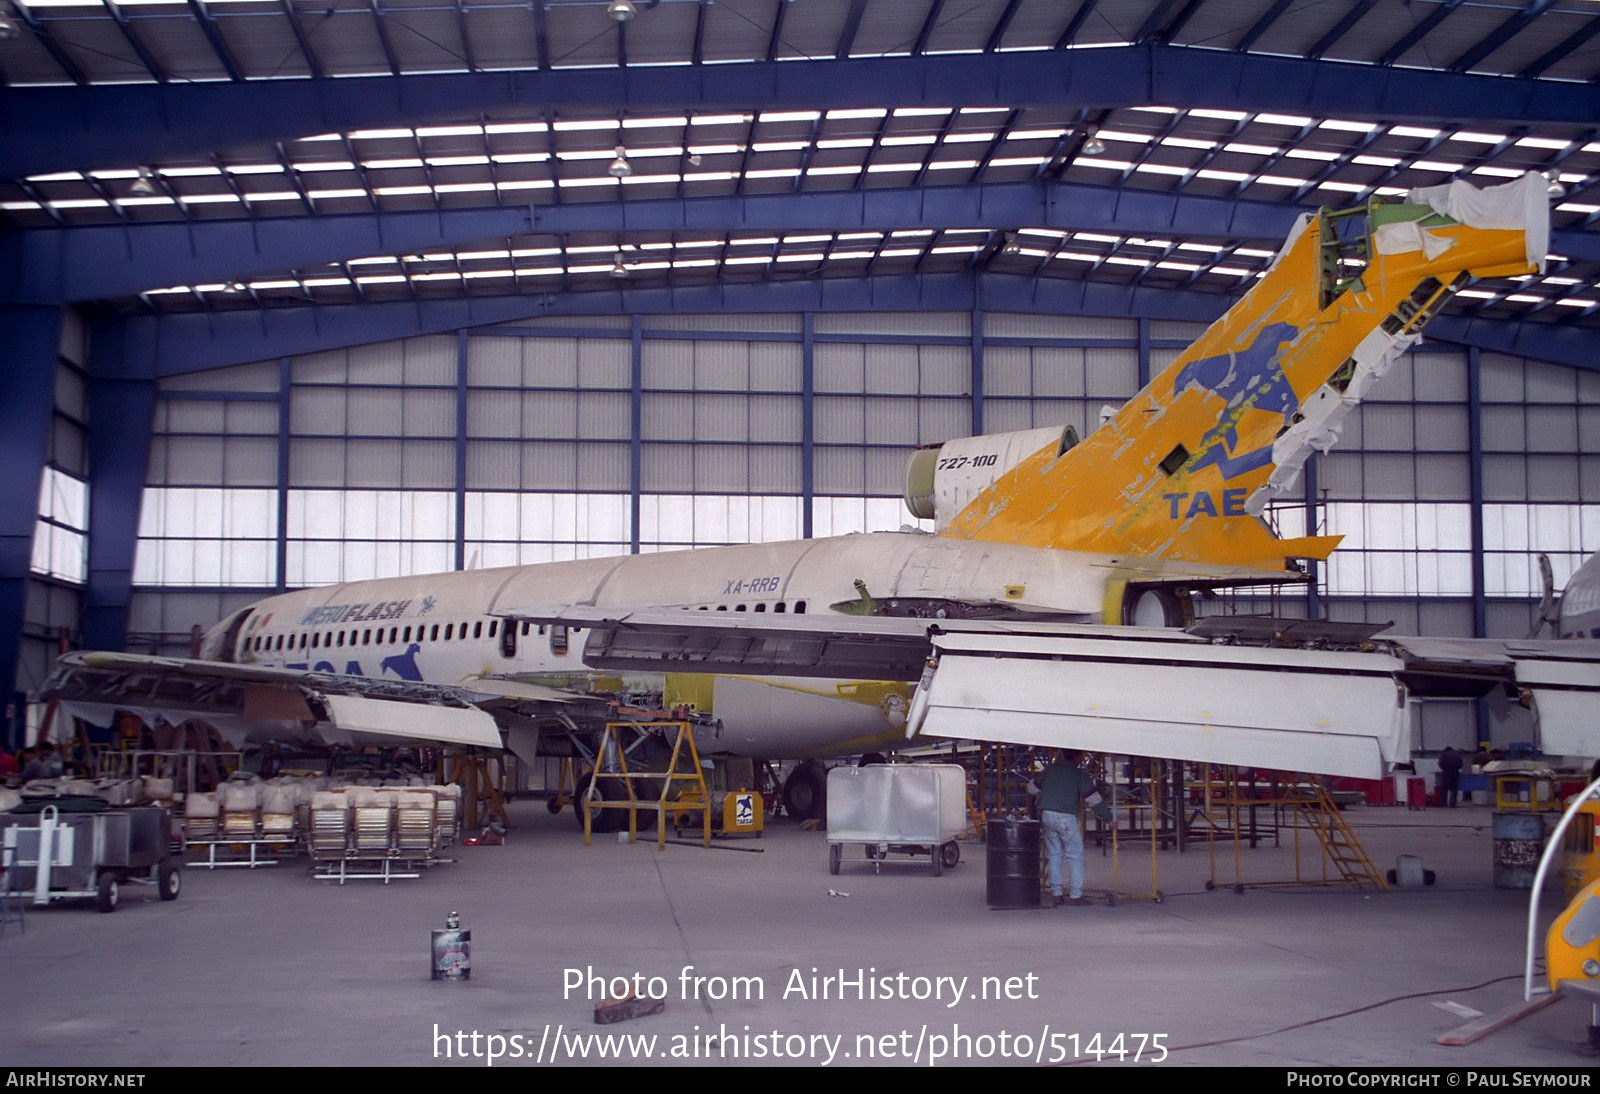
[903,424,1077,531]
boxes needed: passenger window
[754,603,766,613]
[474,621,483,639]
[774,603,786,613]
[430,625,439,641]
[445,624,454,640]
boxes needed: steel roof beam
[12,179,1598,303]
[1378,0,1467,67]
[88,271,1600,379]
[11,44,1600,179]
[1306,0,1377,61]
[1234,0,1292,54]
[1450,0,1557,74]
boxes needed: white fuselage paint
[206,531,1114,759]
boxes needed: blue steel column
[802,312,815,539]
[455,330,469,571]
[630,315,643,555]
[1467,347,1487,638]
[0,306,63,732]
[1468,347,1491,745]
[1137,317,1152,387]
[81,376,156,653]
[1303,455,1321,620]
[276,357,291,592]
[970,307,985,436]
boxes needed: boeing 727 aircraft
[48,172,1600,817]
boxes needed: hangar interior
[4,0,1600,759]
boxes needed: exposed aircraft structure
[43,172,1595,806]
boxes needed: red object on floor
[1407,777,1428,810]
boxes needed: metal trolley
[1,802,182,912]
[826,764,966,877]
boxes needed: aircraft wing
[41,649,601,752]
[529,607,1600,779]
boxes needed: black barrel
[986,817,1041,908]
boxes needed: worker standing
[1037,749,1113,907]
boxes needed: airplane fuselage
[207,530,1137,758]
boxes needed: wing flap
[908,631,1409,780]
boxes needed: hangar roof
[4,0,1600,363]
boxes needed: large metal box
[826,764,965,845]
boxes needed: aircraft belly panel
[709,675,902,759]
[913,635,1408,780]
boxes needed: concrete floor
[4,795,1597,1068]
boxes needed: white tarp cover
[1406,171,1549,273]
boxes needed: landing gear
[573,772,628,834]
[783,761,828,823]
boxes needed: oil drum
[986,817,1041,908]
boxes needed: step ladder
[1286,775,1389,891]
[1199,765,1387,892]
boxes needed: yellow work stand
[582,721,711,850]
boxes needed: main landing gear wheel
[574,773,628,834]
[783,762,827,824]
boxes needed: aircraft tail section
[933,172,1548,571]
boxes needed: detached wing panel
[910,633,1408,780]
[45,651,504,750]
[319,694,499,749]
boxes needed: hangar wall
[115,308,1600,748]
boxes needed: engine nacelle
[904,424,1077,531]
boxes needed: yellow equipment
[1561,798,1600,902]
[1546,876,1600,994]
[674,787,764,837]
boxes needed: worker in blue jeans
[1037,749,1114,907]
